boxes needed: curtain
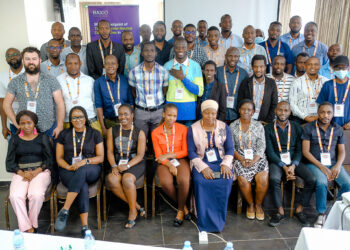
[278,0,292,35]
[337,0,350,58]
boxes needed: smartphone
[213,172,221,179]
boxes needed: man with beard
[136,24,151,49]
[86,20,125,80]
[61,27,88,75]
[302,102,350,228]
[194,20,208,47]
[204,26,227,67]
[0,48,25,139]
[280,16,305,50]
[289,57,329,124]
[266,55,295,102]
[319,44,350,79]
[237,54,278,124]
[294,52,310,78]
[168,20,183,45]
[266,101,314,227]
[151,21,172,65]
[238,25,267,76]
[217,47,248,122]
[260,22,293,74]
[3,47,65,140]
[169,24,208,67]
[40,39,66,78]
[164,38,204,126]
[292,22,328,66]
[218,14,243,49]
[122,31,141,79]
[40,22,70,61]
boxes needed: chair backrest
[343,130,350,165]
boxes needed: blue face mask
[334,70,349,80]
[255,37,264,44]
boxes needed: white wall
[164,0,279,40]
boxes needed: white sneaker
[314,214,326,228]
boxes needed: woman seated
[6,110,53,233]
[151,104,191,227]
[54,106,104,237]
[106,104,146,229]
[187,100,234,232]
[229,99,269,221]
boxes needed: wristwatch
[127,164,131,169]
[86,158,90,165]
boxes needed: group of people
[1,13,350,237]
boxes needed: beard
[24,64,40,75]
[8,60,22,69]
[291,28,301,34]
[154,35,166,42]
[123,44,134,52]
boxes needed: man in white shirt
[41,39,66,78]
[0,48,25,139]
[56,53,101,133]
[289,57,329,124]
[218,14,243,49]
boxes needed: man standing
[40,22,70,61]
[289,57,329,124]
[137,24,151,49]
[260,22,293,74]
[319,44,350,79]
[237,55,278,124]
[266,101,315,227]
[0,48,25,138]
[86,20,125,80]
[122,31,141,79]
[3,47,65,139]
[302,102,350,228]
[164,38,204,126]
[204,26,227,67]
[238,25,267,76]
[168,20,183,45]
[255,29,265,44]
[195,20,208,47]
[317,56,350,129]
[294,52,310,78]
[217,47,249,122]
[61,27,88,75]
[40,39,66,78]
[152,21,173,66]
[218,14,243,49]
[292,22,328,66]
[266,55,295,102]
[280,16,305,50]
[94,55,134,137]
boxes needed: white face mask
[334,69,349,80]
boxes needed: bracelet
[112,164,118,168]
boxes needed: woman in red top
[151,104,191,227]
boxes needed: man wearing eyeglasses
[40,39,66,78]
[0,48,25,139]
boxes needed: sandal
[125,219,136,229]
[138,207,146,217]
[173,211,184,227]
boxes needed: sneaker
[54,209,69,232]
[81,225,90,238]
[295,211,310,227]
[314,214,326,228]
[268,213,286,227]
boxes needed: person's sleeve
[6,136,18,173]
[41,134,53,171]
[187,126,209,172]
[292,124,303,166]
[151,129,164,160]
[40,43,48,61]
[256,123,266,158]
[264,125,284,166]
[322,45,329,66]
[169,48,175,60]
[93,79,103,108]
[182,63,203,96]
[285,45,294,65]
[221,125,234,169]
[126,84,134,105]
[56,129,66,145]
[218,83,227,121]
[86,44,98,80]
[51,77,62,93]
[128,70,136,87]
[237,78,248,106]
[338,127,345,144]
[316,83,328,104]
[175,125,188,159]
[163,68,169,87]
[7,79,17,95]
[289,79,307,119]
[267,80,278,122]
[116,46,126,75]
[301,125,311,141]
[199,47,209,67]
[93,128,104,144]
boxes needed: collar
[276,120,290,130]
[221,32,232,40]
[242,43,256,51]
[9,66,25,76]
[267,39,280,48]
[66,72,84,81]
[225,65,239,74]
[271,72,285,81]
[303,40,317,48]
[253,76,265,85]
[142,62,156,72]
[288,32,302,39]
[105,73,119,83]
[48,59,64,67]
[174,57,189,67]
[305,73,320,82]
[315,120,335,132]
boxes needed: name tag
[145,94,156,107]
[252,112,259,120]
[27,101,37,113]
[72,98,79,106]
[307,101,317,114]
[114,103,121,116]
[118,159,129,165]
[280,152,291,165]
[226,96,234,109]
[206,149,218,162]
[320,153,332,166]
[175,88,184,100]
[334,104,344,117]
[170,159,180,167]
[72,155,82,165]
[244,148,254,160]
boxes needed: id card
[114,103,121,116]
[252,112,259,120]
[27,101,37,113]
[170,159,180,167]
[226,96,234,109]
[102,68,106,75]
[244,148,254,160]
[280,152,291,165]
[72,155,82,165]
[118,159,129,165]
[175,88,184,100]
[145,95,156,107]
[307,101,317,114]
[334,104,344,117]
[72,98,79,106]
[206,149,218,162]
[320,153,331,166]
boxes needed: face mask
[255,37,264,44]
[334,70,349,80]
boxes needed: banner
[88,5,140,44]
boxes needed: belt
[89,116,98,123]
[135,104,164,112]
[18,161,42,169]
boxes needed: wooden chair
[103,174,147,221]
[4,181,56,233]
[152,174,162,217]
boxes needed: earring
[19,130,24,136]
[33,128,38,135]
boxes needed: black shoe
[81,225,90,238]
[173,217,183,227]
[295,211,310,227]
[184,212,192,221]
[33,228,38,234]
[54,209,69,232]
[268,213,286,227]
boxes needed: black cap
[333,55,349,67]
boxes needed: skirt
[234,157,269,182]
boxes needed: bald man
[319,44,350,79]
[218,14,243,49]
[280,16,305,49]
[40,22,70,61]
[168,20,183,45]
[121,30,141,79]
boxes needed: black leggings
[59,164,101,213]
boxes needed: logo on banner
[92,10,108,16]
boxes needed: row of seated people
[6,99,350,238]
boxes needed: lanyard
[66,75,80,99]
[224,66,239,95]
[333,78,350,104]
[303,41,318,56]
[274,120,291,152]
[220,34,233,47]
[265,40,281,65]
[315,122,334,153]
[143,65,155,94]
[330,68,333,79]
[164,124,175,153]
[241,45,256,70]
[239,120,252,150]
[189,49,194,59]
[105,74,120,105]
[172,59,190,87]
[48,65,64,75]
[305,78,321,100]
[9,69,12,82]
[206,45,219,65]
[24,80,41,99]
[73,128,86,158]
[98,39,113,65]
[201,120,215,149]
[125,50,138,73]
[253,78,265,108]
[289,36,301,49]
[119,125,134,159]
[275,75,287,100]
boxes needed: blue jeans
[306,163,350,213]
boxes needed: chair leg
[237,189,242,215]
[50,195,54,233]
[54,192,58,220]
[152,176,156,217]
[144,178,148,219]
[96,193,101,230]
[5,197,10,230]
[103,186,107,222]
[333,187,338,202]
[280,182,284,208]
[290,180,296,218]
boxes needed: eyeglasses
[184,31,196,35]
[6,52,20,59]
[48,46,61,51]
[71,116,85,121]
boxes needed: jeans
[306,163,350,213]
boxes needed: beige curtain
[337,0,350,58]
[278,0,292,35]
